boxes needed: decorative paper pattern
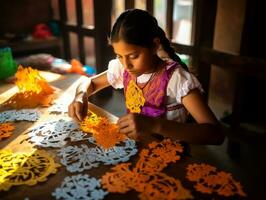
[58,139,137,173]
[135,139,184,174]
[0,123,15,140]
[26,119,89,148]
[0,150,60,191]
[125,80,145,113]
[15,66,54,94]
[186,163,247,197]
[52,174,108,200]
[80,111,126,148]
[101,139,193,200]
[48,102,68,114]
[140,172,192,200]
[0,109,39,123]
[1,66,55,109]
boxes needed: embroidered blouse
[106,59,203,122]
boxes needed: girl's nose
[123,58,133,70]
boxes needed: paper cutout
[15,65,54,94]
[52,174,108,200]
[26,119,89,148]
[48,102,68,114]
[1,66,55,109]
[125,80,145,113]
[134,139,184,174]
[0,109,39,123]
[58,139,137,173]
[186,163,247,197]
[101,139,193,200]
[80,111,126,149]
[140,173,193,200]
[102,163,134,193]
[0,123,14,140]
[0,150,60,191]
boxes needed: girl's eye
[116,55,122,59]
[129,54,138,59]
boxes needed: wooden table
[0,72,256,199]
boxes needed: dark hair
[110,9,188,71]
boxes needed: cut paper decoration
[87,138,138,165]
[141,172,192,200]
[0,123,14,140]
[58,139,137,173]
[26,119,89,148]
[15,66,54,94]
[125,80,145,113]
[0,109,39,123]
[47,102,68,114]
[0,150,60,191]
[1,66,55,109]
[186,163,247,197]
[135,139,184,174]
[52,174,108,200]
[80,111,126,149]
[101,139,193,200]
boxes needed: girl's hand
[117,113,152,140]
[68,92,88,122]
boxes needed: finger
[117,115,128,124]
[119,125,134,135]
[120,127,139,140]
[68,104,80,122]
[117,115,134,129]
[127,132,138,140]
[82,101,88,118]
[68,103,75,118]
[82,93,88,117]
[68,104,73,118]
[117,120,129,130]
[74,102,84,121]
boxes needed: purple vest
[123,61,179,117]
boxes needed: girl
[68,9,224,145]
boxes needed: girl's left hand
[117,113,150,140]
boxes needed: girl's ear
[152,37,161,54]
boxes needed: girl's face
[112,40,156,77]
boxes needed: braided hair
[110,9,188,71]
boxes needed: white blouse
[106,59,203,122]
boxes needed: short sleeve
[167,67,204,104]
[106,58,124,89]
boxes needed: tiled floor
[90,88,265,199]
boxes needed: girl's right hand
[68,91,88,122]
